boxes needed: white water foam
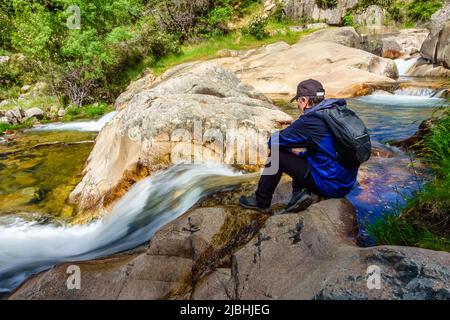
[0,163,251,293]
[394,57,419,76]
[30,111,118,132]
[355,88,448,108]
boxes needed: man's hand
[291,148,306,155]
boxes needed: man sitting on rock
[239,79,360,213]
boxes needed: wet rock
[371,142,397,158]
[10,197,450,300]
[10,204,268,300]
[25,107,44,120]
[194,200,450,300]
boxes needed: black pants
[255,150,321,208]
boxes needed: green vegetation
[241,14,269,40]
[0,95,60,111]
[405,0,443,24]
[60,103,113,122]
[0,0,262,107]
[369,109,450,252]
[350,0,443,28]
[343,14,356,27]
[368,215,450,251]
[0,118,36,133]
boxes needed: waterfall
[354,88,448,108]
[0,163,259,293]
[394,57,419,76]
[30,111,118,132]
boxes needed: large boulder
[361,29,429,59]
[299,26,361,48]
[70,64,292,212]
[10,198,450,300]
[282,0,359,25]
[193,200,450,300]
[210,38,397,100]
[420,3,450,68]
[114,70,156,110]
[407,57,450,77]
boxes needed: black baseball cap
[290,79,325,102]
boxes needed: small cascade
[30,111,118,132]
[394,57,419,76]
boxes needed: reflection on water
[0,131,96,217]
[347,97,446,142]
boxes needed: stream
[0,76,448,294]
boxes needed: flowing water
[395,57,419,76]
[30,111,118,132]
[0,79,449,293]
[0,164,257,293]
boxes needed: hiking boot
[285,190,314,213]
[239,195,271,214]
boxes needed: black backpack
[318,104,371,166]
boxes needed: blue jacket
[268,98,358,198]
